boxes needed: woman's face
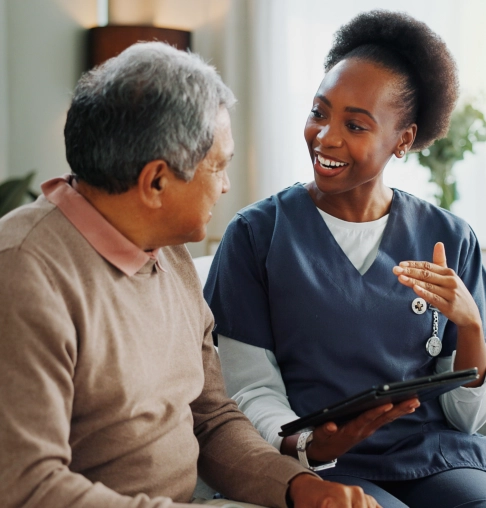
[304,58,411,198]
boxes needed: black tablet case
[279,368,479,437]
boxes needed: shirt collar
[41,175,166,276]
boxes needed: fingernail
[399,275,409,282]
[394,266,403,274]
[400,262,410,267]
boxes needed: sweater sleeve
[0,247,201,508]
[191,306,311,508]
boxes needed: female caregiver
[204,10,486,508]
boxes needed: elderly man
[0,43,379,508]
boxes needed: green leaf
[0,171,37,218]
[410,101,486,208]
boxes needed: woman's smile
[314,152,349,176]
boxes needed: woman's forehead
[316,58,399,112]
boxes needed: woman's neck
[305,181,393,223]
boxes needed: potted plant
[0,171,38,218]
[411,102,486,210]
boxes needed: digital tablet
[278,368,479,437]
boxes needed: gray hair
[64,42,236,193]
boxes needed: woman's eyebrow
[315,94,332,108]
[345,106,377,124]
[315,94,377,124]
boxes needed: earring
[398,150,405,157]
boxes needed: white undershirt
[218,208,486,450]
[316,207,388,276]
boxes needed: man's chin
[187,227,207,244]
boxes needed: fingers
[393,255,479,323]
[344,485,380,508]
[412,284,446,309]
[320,422,339,435]
[396,242,447,272]
[400,276,449,309]
[317,481,378,508]
[348,399,419,436]
[314,404,392,443]
[392,258,458,312]
[352,403,393,427]
[433,242,447,267]
[310,400,419,463]
[393,263,456,287]
[392,242,452,291]
[369,399,420,428]
[368,495,383,508]
[365,493,382,508]
[289,475,381,508]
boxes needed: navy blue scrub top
[205,184,486,481]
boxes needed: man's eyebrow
[315,94,377,124]
[217,152,234,168]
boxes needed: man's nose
[222,169,231,194]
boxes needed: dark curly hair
[325,10,459,151]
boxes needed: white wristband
[296,431,337,471]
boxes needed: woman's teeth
[317,154,347,168]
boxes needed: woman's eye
[347,123,364,131]
[311,108,324,119]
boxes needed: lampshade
[87,25,191,68]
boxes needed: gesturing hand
[306,399,419,463]
[392,241,485,386]
[288,473,381,508]
[392,242,481,329]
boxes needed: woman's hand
[306,399,419,462]
[281,399,419,462]
[288,473,381,508]
[392,242,481,328]
[392,242,486,386]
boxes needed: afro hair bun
[325,10,459,151]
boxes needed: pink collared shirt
[41,175,165,276]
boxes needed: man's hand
[306,399,419,462]
[288,473,381,508]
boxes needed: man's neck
[75,179,154,251]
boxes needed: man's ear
[137,160,172,209]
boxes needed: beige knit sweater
[0,194,307,508]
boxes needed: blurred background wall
[0,0,485,257]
